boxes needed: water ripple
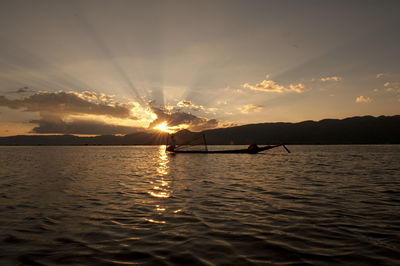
[0,145,399,265]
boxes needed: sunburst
[153,121,188,134]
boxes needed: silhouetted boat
[166,133,290,154]
[167,143,290,154]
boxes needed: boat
[167,143,290,154]
[166,134,290,154]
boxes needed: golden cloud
[242,79,306,93]
[238,104,263,114]
[355,96,372,103]
[176,100,204,111]
[0,90,157,135]
[149,107,219,132]
[320,76,342,82]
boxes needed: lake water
[0,145,399,265]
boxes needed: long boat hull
[168,144,288,154]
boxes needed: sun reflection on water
[145,146,174,224]
[156,145,169,176]
[148,145,171,199]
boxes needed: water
[0,145,399,265]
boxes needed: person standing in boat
[248,143,259,153]
[166,134,176,152]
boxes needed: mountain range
[1,115,399,145]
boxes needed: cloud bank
[30,117,143,135]
[0,91,153,135]
[0,90,136,119]
[149,107,219,132]
[0,90,223,134]
[242,79,306,93]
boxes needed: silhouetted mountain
[202,115,400,144]
[1,115,399,145]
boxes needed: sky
[0,0,399,136]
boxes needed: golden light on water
[155,205,166,212]
[148,191,170,198]
[148,145,171,199]
[145,146,173,224]
[145,218,166,224]
[156,145,169,176]
[145,146,184,224]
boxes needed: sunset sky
[0,0,399,136]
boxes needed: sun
[153,122,176,134]
[153,121,189,134]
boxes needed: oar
[282,144,291,153]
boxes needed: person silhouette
[166,134,176,152]
[247,144,259,153]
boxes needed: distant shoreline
[1,144,399,147]
[1,115,399,146]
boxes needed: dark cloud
[30,118,142,135]
[149,107,219,132]
[0,91,136,119]
[0,91,220,135]
[0,91,144,135]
